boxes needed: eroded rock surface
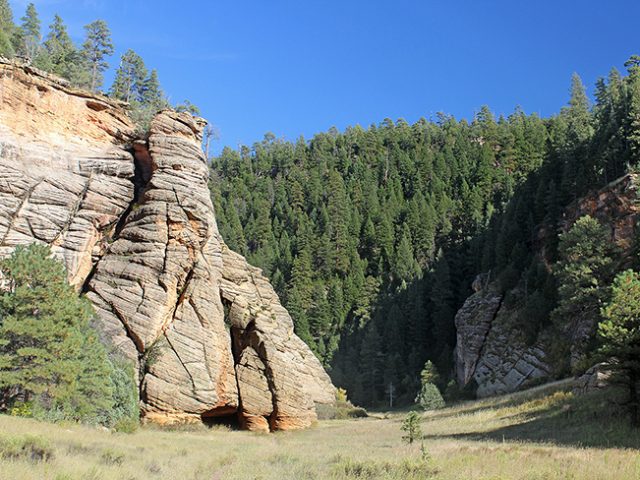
[221,247,335,431]
[0,57,135,288]
[454,285,503,386]
[0,59,334,430]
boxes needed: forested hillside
[210,58,640,407]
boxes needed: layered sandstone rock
[221,247,335,431]
[0,57,135,288]
[0,59,334,430]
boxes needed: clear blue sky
[9,0,640,154]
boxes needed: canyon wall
[0,58,334,431]
[455,174,639,397]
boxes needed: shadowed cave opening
[201,407,240,429]
[195,296,243,430]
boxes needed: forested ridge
[210,58,640,407]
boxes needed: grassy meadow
[0,380,639,480]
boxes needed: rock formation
[454,278,550,397]
[0,58,334,431]
[454,174,639,397]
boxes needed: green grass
[0,380,639,479]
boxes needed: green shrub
[316,389,369,420]
[401,412,422,444]
[9,401,33,418]
[415,383,445,410]
[0,434,54,462]
[113,417,139,433]
[103,355,139,430]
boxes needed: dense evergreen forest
[210,58,640,407]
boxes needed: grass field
[1,380,639,480]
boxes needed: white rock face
[454,285,551,397]
[0,59,334,431]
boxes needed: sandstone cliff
[455,174,639,397]
[0,59,334,431]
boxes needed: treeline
[0,1,197,130]
[210,57,640,407]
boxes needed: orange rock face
[0,59,133,148]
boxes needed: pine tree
[0,245,116,422]
[599,270,640,425]
[401,411,423,444]
[429,251,455,372]
[81,20,114,92]
[561,73,594,197]
[17,3,41,60]
[110,49,147,103]
[359,322,384,404]
[0,0,15,57]
[625,56,640,166]
[393,224,419,283]
[552,216,614,371]
[141,69,166,111]
[42,15,80,81]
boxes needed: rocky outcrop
[221,247,335,431]
[0,59,334,430]
[0,58,135,289]
[454,282,502,386]
[454,281,550,397]
[560,174,639,252]
[573,363,612,395]
[455,175,640,398]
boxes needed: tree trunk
[630,371,639,427]
[91,63,98,92]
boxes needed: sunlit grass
[0,380,638,479]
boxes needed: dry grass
[1,380,639,479]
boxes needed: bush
[316,388,369,420]
[9,401,33,418]
[113,417,139,434]
[0,434,54,462]
[443,379,477,402]
[103,355,139,430]
[401,412,422,444]
[415,383,445,410]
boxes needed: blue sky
[9,0,640,154]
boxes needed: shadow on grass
[424,387,640,450]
